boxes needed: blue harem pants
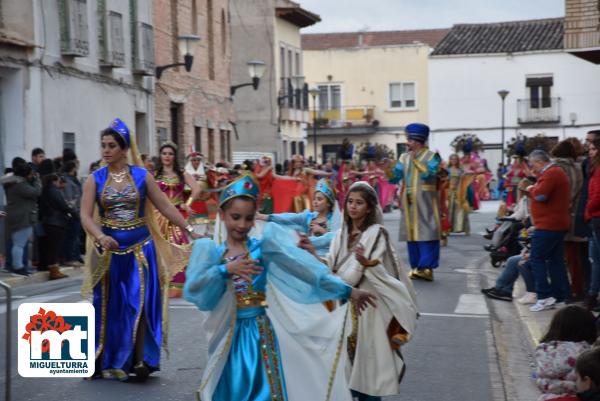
[407,240,440,269]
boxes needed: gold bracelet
[185,197,194,207]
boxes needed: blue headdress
[314,178,336,204]
[406,123,430,144]
[108,118,131,148]
[218,174,259,208]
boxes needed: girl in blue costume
[184,174,376,401]
[256,178,341,256]
[80,118,200,381]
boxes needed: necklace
[109,169,127,183]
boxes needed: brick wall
[153,0,235,163]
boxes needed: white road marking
[420,312,488,319]
[454,294,489,315]
[0,293,78,314]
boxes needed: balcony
[310,105,377,128]
[279,78,309,123]
[517,97,561,125]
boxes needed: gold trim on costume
[100,217,145,230]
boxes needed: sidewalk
[0,264,85,288]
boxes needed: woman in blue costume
[256,178,341,256]
[184,174,376,401]
[80,118,200,381]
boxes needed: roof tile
[301,29,450,50]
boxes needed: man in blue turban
[387,123,441,281]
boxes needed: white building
[0,0,155,172]
[429,18,600,168]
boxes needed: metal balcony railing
[309,105,377,128]
[517,97,561,124]
[278,78,309,110]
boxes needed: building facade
[153,0,235,164]
[229,0,318,163]
[429,18,600,168]
[301,29,448,163]
[0,0,155,172]
[565,0,600,63]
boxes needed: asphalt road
[0,204,504,401]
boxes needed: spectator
[37,158,55,177]
[29,148,45,173]
[574,348,600,401]
[38,174,71,280]
[584,137,600,310]
[1,157,28,270]
[481,252,536,303]
[61,160,83,266]
[526,149,572,312]
[552,140,586,301]
[5,164,41,276]
[533,306,597,401]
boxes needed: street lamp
[155,35,201,79]
[309,87,320,162]
[230,60,266,96]
[498,89,509,165]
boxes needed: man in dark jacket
[5,164,41,276]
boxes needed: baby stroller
[485,217,525,267]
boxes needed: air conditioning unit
[133,22,155,75]
[59,0,90,57]
[99,11,125,68]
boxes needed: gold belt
[101,217,146,230]
[421,184,437,192]
[236,292,268,309]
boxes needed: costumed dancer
[80,118,200,381]
[505,143,530,209]
[437,162,452,246]
[183,174,376,401]
[301,181,418,401]
[184,151,211,225]
[271,155,333,213]
[387,123,441,281]
[257,178,342,256]
[154,142,201,298]
[447,154,471,234]
[460,141,484,211]
[253,155,275,214]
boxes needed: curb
[0,265,85,289]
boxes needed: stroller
[486,217,526,267]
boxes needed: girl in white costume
[301,181,418,401]
[184,174,376,401]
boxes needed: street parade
[2,1,600,401]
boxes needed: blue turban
[406,123,430,144]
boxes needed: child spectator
[574,348,600,401]
[534,306,598,401]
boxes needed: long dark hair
[155,143,184,182]
[344,185,379,232]
[540,305,597,344]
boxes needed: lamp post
[155,35,201,79]
[309,87,320,163]
[498,89,509,165]
[230,60,266,96]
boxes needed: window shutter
[526,76,553,87]
[59,0,89,56]
[403,83,416,108]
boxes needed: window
[191,0,198,35]
[63,132,76,151]
[221,9,227,55]
[99,11,125,67]
[317,84,341,110]
[194,126,202,154]
[295,52,300,76]
[220,130,226,161]
[158,127,168,144]
[208,129,215,163]
[133,22,154,74]
[291,141,297,156]
[527,76,553,109]
[389,82,416,109]
[280,46,285,79]
[170,0,178,65]
[287,49,293,78]
[207,0,215,80]
[298,142,305,156]
[58,0,89,56]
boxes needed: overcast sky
[299,0,565,33]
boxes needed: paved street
[0,204,519,401]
